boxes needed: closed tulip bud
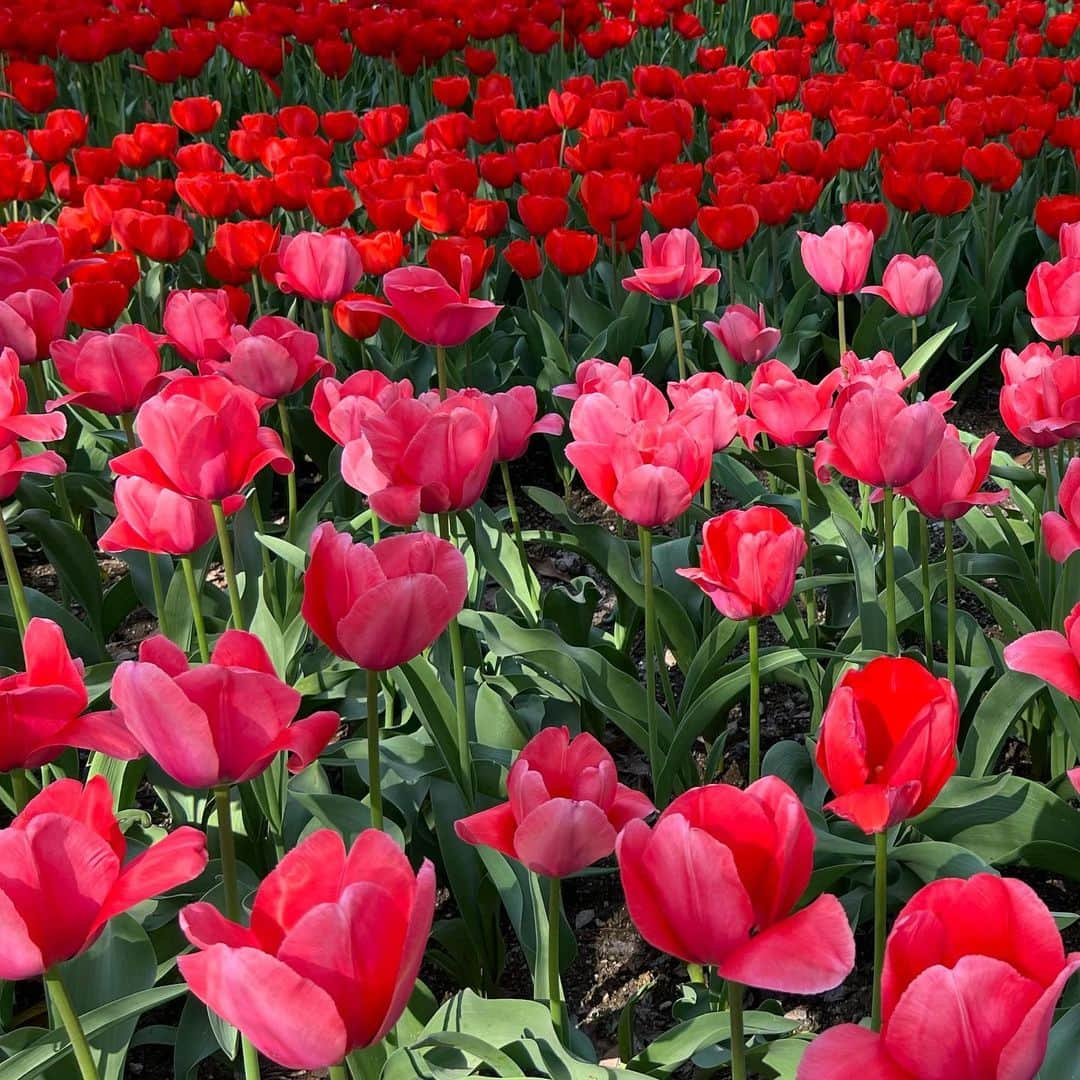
[456,727,654,877]
[798,222,874,295]
[704,303,781,365]
[274,231,363,303]
[163,289,237,364]
[863,253,943,317]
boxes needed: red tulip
[816,656,958,834]
[170,96,222,134]
[798,875,1080,1080]
[697,204,759,251]
[201,316,331,401]
[798,223,874,296]
[543,228,598,276]
[455,727,654,877]
[302,523,467,669]
[740,360,843,448]
[105,632,338,789]
[0,775,207,979]
[99,476,215,556]
[843,201,889,239]
[815,384,947,488]
[1004,599,1080,699]
[110,210,193,264]
[621,228,720,303]
[678,507,807,620]
[340,262,501,348]
[111,375,292,510]
[311,370,413,447]
[179,829,434,1070]
[48,325,168,415]
[898,426,1006,520]
[0,347,65,445]
[502,238,543,280]
[1026,257,1080,342]
[0,618,140,772]
[618,779,854,993]
[667,371,747,452]
[163,289,238,364]
[863,254,944,317]
[1042,457,1080,561]
[704,303,780,365]
[274,231,363,304]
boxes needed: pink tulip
[798,223,874,295]
[1043,457,1080,561]
[455,727,654,877]
[312,370,414,447]
[99,476,216,556]
[553,357,633,401]
[0,282,72,364]
[1026,257,1080,342]
[163,289,237,363]
[839,349,918,394]
[999,344,1080,447]
[339,261,501,348]
[703,303,781,365]
[667,371,748,452]
[483,386,564,462]
[898,426,1007,520]
[1004,600,1080,699]
[0,222,73,295]
[274,231,363,303]
[0,346,65,446]
[621,229,720,303]
[0,442,66,500]
[1061,221,1080,259]
[863,254,943,317]
[739,360,843,448]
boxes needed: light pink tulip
[1026,257,1080,342]
[863,254,943,317]
[798,223,874,296]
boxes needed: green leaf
[1038,1004,1080,1080]
[958,671,1043,776]
[254,531,307,572]
[835,518,886,653]
[900,322,956,379]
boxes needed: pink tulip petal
[1003,629,1080,699]
[999,953,1080,1080]
[180,901,257,950]
[513,798,617,876]
[797,1024,913,1079]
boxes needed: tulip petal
[178,946,348,1070]
[513,798,617,877]
[180,901,257,950]
[55,709,144,761]
[0,832,46,979]
[999,953,1080,1080]
[716,893,855,994]
[272,710,340,775]
[613,465,693,528]
[210,630,278,676]
[797,1025,913,1079]
[1003,629,1080,699]
[825,781,920,834]
[454,801,519,860]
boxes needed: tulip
[798,222,874,354]
[998,344,1080,447]
[311,370,414,448]
[179,829,434,1071]
[839,349,918,394]
[553,357,634,402]
[703,304,781,366]
[457,727,654,1039]
[619,779,855,1079]
[798,875,1080,1080]
[543,228,598,277]
[1026,257,1080,342]
[863,254,944,332]
[163,289,237,364]
[1005,599,1080,701]
[273,231,363,304]
[0,282,72,365]
[0,346,65,446]
[1042,457,1080,562]
[740,360,843,449]
[303,523,467,824]
[678,508,806,781]
[817,655,958,1028]
[667,373,747,499]
[99,476,216,557]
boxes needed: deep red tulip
[302,523,467,670]
[1026,257,1080,341]
[816,657,958,834]
[111,210,193,264]
[163,289,238,364]
[843,201,889,239]
[1042,458,1080,561]
[111,375,291,510]
[201,316,331,401]
[678,507,807,620]
[740,360,842,448]
[179,829,434,1070]
[99,476,215,557]
[798,875,1080,1080]
[898,426,1006,520]
[0,347,66,446]
[456,727,654,877]
[1004,600,1080,699]
[0,775,207,979]
[999,344,1080,447]
[798,222,874,295]
[170,96,222,134]
[543,228,598,276]
[49,325,168,415]
[697,204,759,250]
[0,618,140,772]
[503,238,543,280]
[621,229,720,302]
[704,303,780,365]
[618,779,854,992]
[105,632,338,789]
[815,384,947,488]
[863,254,943,317]
[341,262,501,349]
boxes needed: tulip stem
[45,968,100,1080]
[882,487,898,655]
[436,345,448,400]
[328,1068,348,1080]
[747,617,761,783]
[180,557,210,663]
[0,509,30,639]
[438,513,473,800]
[727,982,747,1080]
[147,555,169,641]
[367,668,383,830]
[944,518,957,685]
[795,449,816,648]
[321,304,337,372]
[638,527,661,788]
[120,412,137,448]
[836,296,847,357]
[212,502,244,630]
[910,317,918,354]
[670,302,688,381]
[501,461,538,612]
[276,401,298,543]
[547,875,568,1045]
[871,830,888,1032]
[919,517,934,672]
[10,766,31,812]
[213,786,241,922]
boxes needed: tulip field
[6,0,1080,1077]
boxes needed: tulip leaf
[834,517,886,654]
[899,322,955,379]
[1037,1004,1080,1079]
[958,670,1043,776]
[254,531,307,572]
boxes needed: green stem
[1044,447,1057,514]
[180,557,209,663]
[910,318,918,355]
[883,487,898,655]
[837,295,847,357]
[871,830,888,1032]
[367,668,383,830]
[147,555,169,640]
[944,518,957,685]
[10,766,31,811]
[547,875,567,1044]
[44,969,100,1080]
[120,412,136,448]
[436,344,449,400]
[438,513,472,800]
[727,982,747,1080]
[276,401,298,543]
[250,273,264,319]
[212,502,244,630]
[919,516,934,672]
[214,785,240,921]
[670,302,688,381]
[748,618,761,783]
[321,304,337,371]
[639,527,660,787]
[501,461,538,610]
[0,510,30,638]
[795,449,816,647]
[328,1068,348,1080]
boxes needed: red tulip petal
[797,1024,913,1079]
[210,630,278,675]
[513,798,616,876]
[180,901,256,950]
[274,710,340,775]
[56,709,143,761]
[178,946,348,1070]
[138,634,190,676]
[454,801,519,860]
[0,832,47,979]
